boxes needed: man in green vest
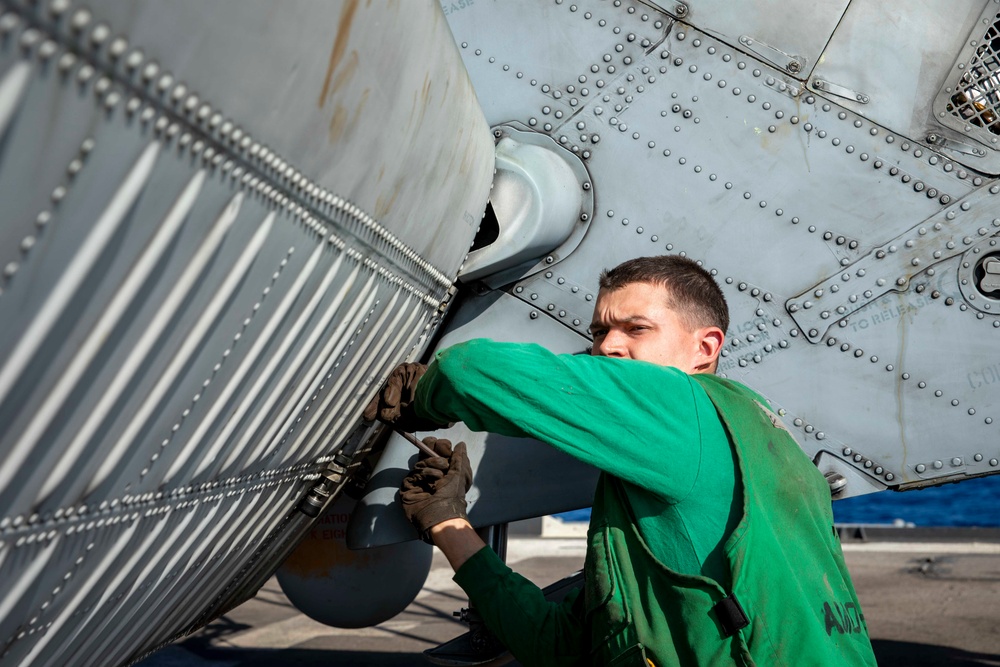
[365,255,877,666]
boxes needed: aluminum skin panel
[349,291,601,548]
[812,0,993,171]
[0,0,493,665]
[77,0,493,273]
[647,0,850,79]
[931,1,1000,160]
[429,0,1000,537]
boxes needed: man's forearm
[429,517,487,571]
[439,518,588,667]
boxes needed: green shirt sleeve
[414,338,704,503]
[453,546,586,667]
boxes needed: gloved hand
[363,363,446,432]
[400,438,473,542]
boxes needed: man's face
[589,281,722,373]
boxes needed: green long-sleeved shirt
[415,339,876,667]
[416,338,740,579]
[414,339,742,663]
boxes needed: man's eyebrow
[590,314,652,327]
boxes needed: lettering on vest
[822,600,866,636]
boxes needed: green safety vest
[583,374,877,666]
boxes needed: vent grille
[946,14,1000,135]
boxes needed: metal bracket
[298,452,351,517]
[738,35,803,76]
[926,133,988,158]
[812,79,870,105]
[825,471,848,497]
[764,75,801,100]
[438,285,459,314]
[787,180,1000,342]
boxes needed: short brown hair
[598,255,729,333]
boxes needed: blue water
[831,474,1000,527]
[555,474,1000,527]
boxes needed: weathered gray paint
[0,0,492,664]
[4,0,1000,662]
[356,0,1000,547]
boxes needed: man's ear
[694,326,725,371]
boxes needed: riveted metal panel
[646,0,849,78]
[349,291,601,548]
[76,0,494,274]
[0,0,492,664]
[813,0,993,170]
[931,0,1000,162]
[439,0,1000,520]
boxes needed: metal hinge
[738,35,803,76]
[926,133,988,158]
[812,78,870,105]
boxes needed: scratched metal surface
[354,0,1000,544]
[0,0,492,665]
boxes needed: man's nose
[595,331,628,357]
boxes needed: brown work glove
[400,438,473,542]
[363,363,445,432]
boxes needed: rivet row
[0,1,451,295]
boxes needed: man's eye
[590,328,606,337]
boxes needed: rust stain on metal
[329,50,359,100]
[282,526,374,578]
[328,103,348,142]
[319,0,360,108]
[328,87,369,143]
[459,129,474,175]
[351,87,372,133]
[443,77,452,106]
[422,72,432,103]
[375,181,402,218]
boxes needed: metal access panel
[814,0,995,171]
[0,1,493,665]
[932,1,1000,161]
[648,0,849,79]
[359,0,1000,541]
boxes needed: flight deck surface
[139,531,1000,667]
